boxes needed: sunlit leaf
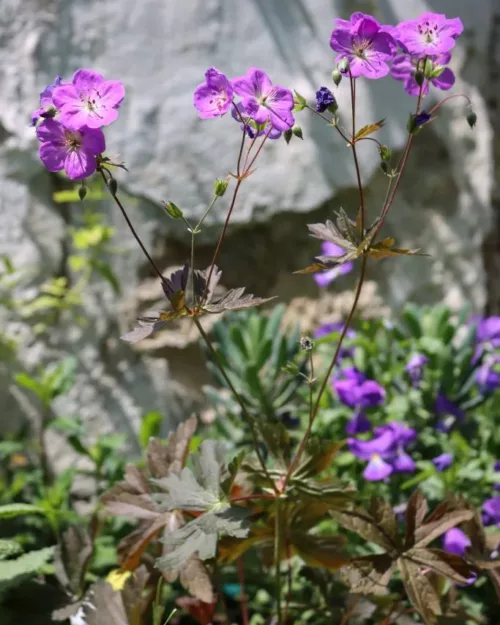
[353,119,385,142]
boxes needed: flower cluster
[32,70,125,180]
[328,11,463,97]
[193,66,294,137]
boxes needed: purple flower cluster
[33,70,125,180]
[329,11,463,96]
[473,316,500,393]
[348,421,416,481]
[193,66,294,138]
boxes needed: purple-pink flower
[52,69,125,130]
[36,119,105,180]
[396,13,463,57]
[231,68,294,131]
[391,53,455,96]
[330,14,396,79]
[194,68,234,119]
[314,242,353,287]
[348,430,395,481]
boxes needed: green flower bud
[214,178,229,197]
[414,70,425,87]
[107,177,118,196]
[293,90,307,112]
[467,110,477,129]
[284,129,293,145]
[379,145,392,162]
[282,361,300,376]
[338,58,350,74]
[380,161,389,174]
[332,68,342,86]
[78,184,87,201]
[162,201,183,219]
[292,124,303,140]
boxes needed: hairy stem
[349,74,365,233]
[284,255,367,484]
[99,168,164,280]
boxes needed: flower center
[353,38,372,59]
[64,129,83,151]
[418,20,439,43]
[208,88,228,111]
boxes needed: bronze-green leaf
[353,119,385,142]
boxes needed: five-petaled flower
[231,68,294,132]
[333,367,386,409]
[52,69,125,130]
[194,68,234,119]
[330,14,397,79]
[314,242,353,287]
[36,119,105,180]
[396,12,463,56]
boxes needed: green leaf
[0,540,22,561]
[139,412,164,449]
[0,547,54,591]
[0,503,45,519]
[353,119,385,142]
[92,261,121,294]
[13,373,45,400]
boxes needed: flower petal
[64,149,97,180]
[39,141,65,172]
[363,455,393,481]
[232,68,272,98]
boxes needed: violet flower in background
[314,321,355,361]
[194,68,234,119]
[443,528,471,556]
[314,242,353,287]
[476,356,500,393]
[396,13,464,56]
[482,497,500,528]
[348,430,395,481]
[36,119,105,180]
[391,53,455,96]
[53,69,125,130]
[495,461,500,491]
[349,421,416,480]
[434,392,465,432]
[475,316,500,348]
[345,409,371,435]
[231,68,294,132]
[405,352,428,386]
[315,87,336,113]
[433,452,453,472]
[330,14,396,79]
[333,368,385,409]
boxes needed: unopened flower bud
[78,184,87,201]
[379,145,392,162]
[414,70,425,87]
[407,111,431,134]
[380,161,389,174]
[338,58,350,74]
[162,201,183,219]
[299,335,314,351]
[107,177,118,196]
[284,129,293,145]
[40,107,57,120]
[467,110,477,129]
[332,68,342,86]
[214,178,229,197]
[292,124,303,140]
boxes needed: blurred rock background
[0,0,497,459]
